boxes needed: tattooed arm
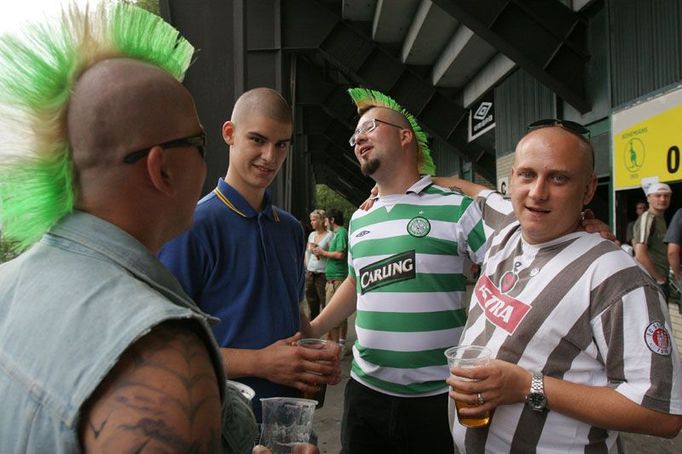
[79,321,221,453]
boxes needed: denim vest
[0,212,229,453]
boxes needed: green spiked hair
[348,87,435,176]
[0,2,194,253]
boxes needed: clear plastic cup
[444,345,492,428]
[259,397,317,453]
[296,338,335,408]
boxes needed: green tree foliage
[314,184,357,227]
[120,0,160,14]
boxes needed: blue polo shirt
[159,178,305,420]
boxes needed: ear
[400,128,414,149]
[582,174,598,206]
[146,146,176,197]
[222,121,235,146]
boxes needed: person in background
[444,122,682,452]
[305,209,333,320]
[633,182,672,297]
[159,87,340,423]
[312,208,349,351]
[625,200,647,245]
[665,207,682,299]
[0,3,243,451]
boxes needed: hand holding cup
[296,338,341,408]
[444,345,492,428]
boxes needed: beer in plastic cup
[444,345,492,428]
[296,338,334,408]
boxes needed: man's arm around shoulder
[431,176,489,198]
[79,321,221,453]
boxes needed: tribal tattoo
[80,322,221,453]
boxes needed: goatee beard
[361,158,380,176]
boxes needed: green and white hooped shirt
[347,176,501,397]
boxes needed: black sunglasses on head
[527,119,590,139]
[122,132,206,164]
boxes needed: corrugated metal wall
[163,0,236,198]
[609,0,682,108]
[494,69,555,157]
[431,138,463,177]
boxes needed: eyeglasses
[122,132,206,164]
[527,119,590,139]
[349,118,405,147]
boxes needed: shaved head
[67,58,200,174]
[368,106,410,129]
[516,127,594,179]
[231,87,292,125]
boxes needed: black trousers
[341,378,454,454]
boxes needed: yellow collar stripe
[213,187,280,222]
[213,188,247,217]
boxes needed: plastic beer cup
[296,338,334,409]
[259,397,317,453]
[444,345,492,428]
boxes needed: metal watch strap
[527,371,547,412]
[530,372,544,395]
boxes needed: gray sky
[0,1,92,35]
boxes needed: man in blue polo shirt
[160,87,340,421]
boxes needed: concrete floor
[310,313,682,454]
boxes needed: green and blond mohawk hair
[348,87,435,176]
[0,2,194,253]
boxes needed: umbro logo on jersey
[359,250,416,294]
[355,230,371,238]
[475,275,531,334]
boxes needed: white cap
[645,182,672,196]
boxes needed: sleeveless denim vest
[0,212,229,452]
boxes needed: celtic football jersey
[346,176,508,396]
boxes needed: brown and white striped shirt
[454,196,682,453]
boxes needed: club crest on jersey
[359,250,416,294]
[644,321,672,356]
[407,216,430,237]
[475,275,531,334]
[499,261,522,293]
[499,271,517,293]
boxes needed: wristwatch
[526,372,547,412]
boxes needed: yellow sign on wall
[612,87,682,190]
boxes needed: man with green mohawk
[0,3,258,452]
[304,87,499,453]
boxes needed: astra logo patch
[644,321,672,356]
[359,250,416,294]
[475,275,531,334]
[355,230,371,238]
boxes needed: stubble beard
[360,158,380,176]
